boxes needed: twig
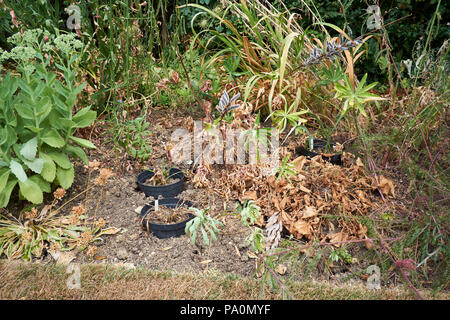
[176,50,204,109]
[261,257,295,300]
[378,238,424,300]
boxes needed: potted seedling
[139,198,194,239]
[137,159,185,198]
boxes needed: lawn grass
[0,261,447,300]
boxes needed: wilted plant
[185,207,223,246]
[303,35,363,67]
[0,165,118,261]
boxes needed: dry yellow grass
[0,261,447,300]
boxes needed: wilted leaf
[171,71,180,84]
[302,206,317,219]
[374,175,395,197]
[292,219,311,237]
[275,264,287,275]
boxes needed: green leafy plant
[334,73,385,117]
[239,113,272,162]
[268,92,309,134]
[0,60,96,208]
[236,200,265,253]
[108,114,153,163]
[274,155,296,183]
[328,247,353,265]
[185,207,223,246]
[236,199,261,227]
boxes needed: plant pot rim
[137,168,185,198]
[297,138,343,165]
[137,167,184,187]
[139,198,194,239]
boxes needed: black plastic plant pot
[137,168,184,198]
[140,198,194,239]
[296,139,342,165]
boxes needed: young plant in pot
[139,198,195,239]
[137,159,185,198]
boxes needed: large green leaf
[66,145,88,165]
[56,164,74,189]
[10,159,27,182]
[72,107,97,128]
[29,175,51,193]
[41,129,65,148]
[0,168,10,194]
[19,178,43,204]
[20,137,38,161]
[15,103,34,120]
[47,152,71,169]
[70,136,96,149]
[40,153,56,182]
[0,179,17,208]
[22,158,44,174]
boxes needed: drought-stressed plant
[0,166,118,261]
[185,207,223,246]
[0,60,96,208]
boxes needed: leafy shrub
[185,207,223,246]
[0,61,96,207]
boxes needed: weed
[185,207,223,246]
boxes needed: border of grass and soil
[0,260,448,300]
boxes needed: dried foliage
[193,150,396,247]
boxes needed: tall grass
[184,0,317,116]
